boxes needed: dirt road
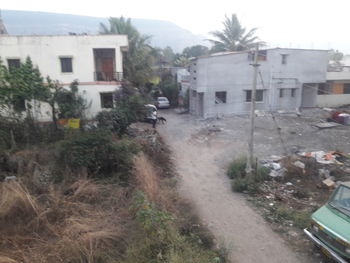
[157,111,319,263]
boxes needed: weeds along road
[157,110,317,263]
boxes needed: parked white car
[155,97,170,109]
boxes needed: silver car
[155,97,170,109]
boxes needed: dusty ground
[157,108,350,263]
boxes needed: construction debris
[293,161,305,170]
[322,178,336,189]
[300,151,345,164]
[314,122,340,129]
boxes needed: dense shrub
[96,108,131,135]
[226,156,246,179]
[227,157,269,193]
[57,129,139,179]
[0,116,63,150]
[96,86,148,135]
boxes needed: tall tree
[182,45,209,58]
[209,14,260,52]
[100,17,154,88]
[0,57,49,113]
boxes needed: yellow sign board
[67,119,80,129]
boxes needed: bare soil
[156,109,350,263]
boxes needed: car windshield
[329,185,350,217]
[158,98,168,101]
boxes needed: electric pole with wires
[246,43,260,175]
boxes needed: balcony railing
[94,72,123,81]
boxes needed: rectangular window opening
[13,97,26,112]
[100,92,114,109]
[291,88,296,97]
[246,90,264,102]
[281,54,288,65]
[344,84,350,94]
[7,59,20,70]
[60,57,73,73]
[279,89,284,98]
[318,83,331,95]
[215,91,227,104]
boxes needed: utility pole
[246,43,260,175]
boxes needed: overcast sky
[2,0,350,53]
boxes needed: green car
[304,182,350,263]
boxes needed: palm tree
[208,14,260,52]
[99,17,154,88]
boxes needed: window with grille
[279,89,284,98]
[246,90,264,102]
[344,84,350,94]
[291,88,296,97]
[215,91,227,104]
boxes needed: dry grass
[133,153,160,202]
[0,179,127,263]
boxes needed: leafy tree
[329,49,343,62]
[96,83,148,135]
[0,56,49,114]
[45,77,65,128]
[182,45,209,58]
[208,14,260,52]
[174,56,191,67]
[158,71,179,106]
[55,80,88,119]
[162,46,176,64]
[100,17,154,88]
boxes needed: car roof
[158,97,168,99]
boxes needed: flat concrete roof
[193,47,330,60]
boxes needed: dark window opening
[60,57,73,73]
[279,89,284,98]
[100,93,114,108]
[246,90,264,102]
[291,88,296,97]
[7,59,20,70]
[318,83,331,95]
[344,84,350,94]
[281,54,288,65]
[13,97,26,112]
[215,91,227,104]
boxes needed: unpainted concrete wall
[189,48,328,118]
[317,94,350,107]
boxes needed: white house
[317,71,350,107]
[189,48,329,118]
[0,34,128,121]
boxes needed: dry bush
[133,153,160,202]
[281,156,318,179]
[0,181,39,229]
[0,179,127,263]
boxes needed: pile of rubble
[261,150,350,190]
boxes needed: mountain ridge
[1,9,208,52]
